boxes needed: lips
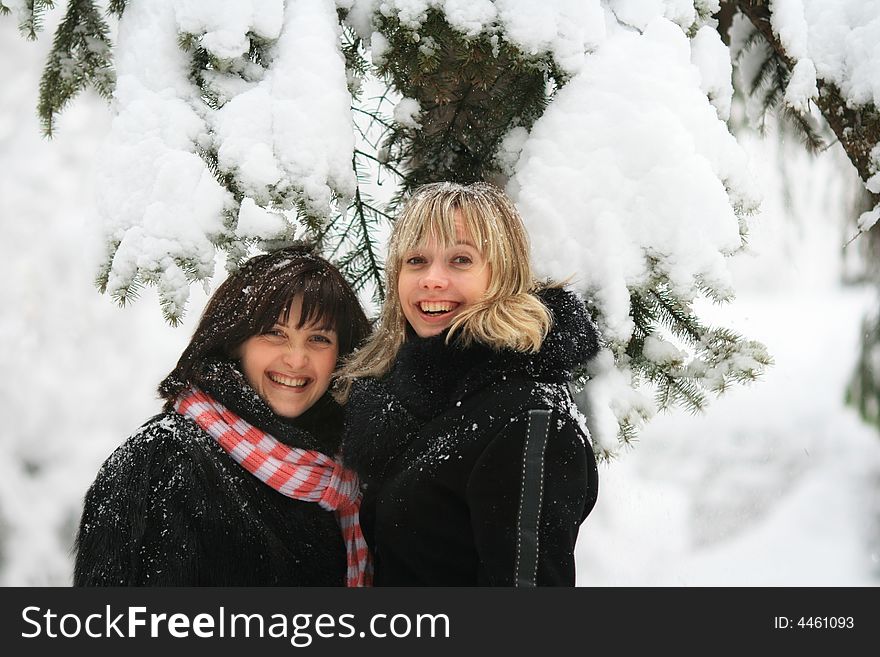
[267,372,310,388]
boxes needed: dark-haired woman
[74,248,372,586]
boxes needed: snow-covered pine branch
[8,0,785,454]
[95,0,357,324]
[726,0,880,232]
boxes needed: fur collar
[191,358,343,454]
[342,287,598,483]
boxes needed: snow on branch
[729,0,880,235]
[11,0,783,452]
[511,14,766,453]
[94,0,357,323]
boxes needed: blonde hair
[336,181,555,400]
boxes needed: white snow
[767,0,880,219]
[771,0,880,109]
[770,0,810,60]
[3,1,880,588]
[494,126,529,177]
[236,197,291,240]
[575,124,880,586]
[97,0,356,319]
[268,0,357,213]
[99,0,234,317]
[784,58,819,114]
[690,25,733,121]
[392,97,422,129]
[510,16,759,445]
[175,0,285,59]
[369,30,390,65]
[350,0,606,75]
[643,335,686,366]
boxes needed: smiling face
[238,296,339,418]
[397,214,491,338]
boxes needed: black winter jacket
[74,360,347,586]
[342,288,599,586]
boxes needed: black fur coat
[342,287,600,586]
[74,359,347,586]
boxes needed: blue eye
[260,328,287,341]
[452,255,473,265]
[405,255,426,265]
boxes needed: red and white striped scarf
[174,387,372,587]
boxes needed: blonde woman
[339,182,599,586]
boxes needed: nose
[282,343,309,369]
[420,262,448,290]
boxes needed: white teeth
[419,301,455,313]
[269,373,308,388]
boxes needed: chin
[414,324,446,338]
[269,402,306,419]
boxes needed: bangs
[393,195,498,263]
[278,276,341,333]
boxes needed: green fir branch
[108,277,145,307]
[108,0,126,18]
[38,0,114,137]
[733,10,829,150]
[654,372,708,414]
[94,238,121,294]
[354,148,405,179]
[748,41,781,97]
[647,286,704,345]
[614,420,639,452]
[731,25,765,66]
[625,290,654,361]
[353,106,394,130]
[846,309,880,430]
[375,9,552,201]
[780,104,826,152]
[17,0,54,40]
[318,149,393,302]
[339,21,368,97]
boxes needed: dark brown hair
[158,246,371,404]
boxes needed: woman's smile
[266,371,311,389]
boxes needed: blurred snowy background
[2,15,879,587]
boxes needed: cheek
[317,347,339,382]
[237,340,263,388]
[397,272,412,299]
[471,268,491,299]
[397,275,416,315]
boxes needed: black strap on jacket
[514,409,552,587]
